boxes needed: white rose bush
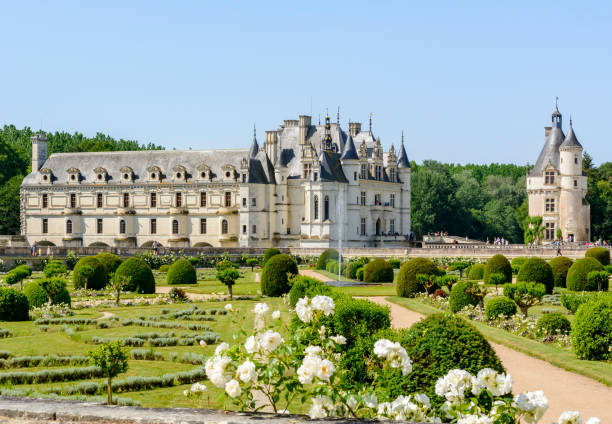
[189,295,598,423]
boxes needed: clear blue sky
[1,1,610,165]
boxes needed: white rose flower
[363,392,378,408]
[260,330,283,354]
[199,340,207,348]
[316,358,335,381]
[244,335,260,353]
[476,368,513,396]
[308,395,333,419]
[435,369,474,403]
[346,395,358,410]
[373,339,394,357]
[559,411,582,424]
[224,303,233,311]
[215,342,230,356]
[585,418,600,424]
[514,391,548,424]
[304,345,323,356]
[253,302,270,316]
[236,359,257,384]
[318,325,326,338]
[311,295,335,315]
[205,355,231,388]
[458,415,494,424]
[190,382,206,393]
[413,393,430,409]
[225,379,242,398]
[330,335,347,345]
[295,298,313,323]
[297,355,320,384]
[272,310,281,320]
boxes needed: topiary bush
[0,287,29,321]
[572,297,612,360]
[332,298,391,347]
[94,253,122,274]
[536,313,571,336]
[166,259,197,285]
[362,259,394,283]
[345,260,366,279]
[517,257,554,294]
[388,258,401,269]
[396,258,441,297]
[43,261,67,278]
[159,264,170,273]
[262,248,281,267]
[549,256,573,288]
[449,281,479,313]
[467,263,485,281]
[73,256,108,290]
[484,296,517,320]
[510,257,528,275]
[585,247,610,266]
[53,287,71,307]
[315,248,338,270]
[23,282,49,308]
[566,257,604,291]
[115,257,155,294]
[260,254,297,297]
[288,275,333,308]
[355,268,364,281]
[484,254,512,285]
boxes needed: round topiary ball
[517,258,554,294]
[262,248,281,267]
[260,254,298,297]
[572,297,612,360]
[53,288,71,306]
[549,256,573,288]
[346,260,366,279]
[511,257,528,274]
[566,258,604,291]
[23,281,49,308]
[115,257,155,294]
[484,254,512,285]
[73,256,108,290]
[0,287,29,321]
[396,258,440,298]
[166,259,197,285]
[585,247,611,266]
[363,259,394,283]
[536,313,571,336]
[94,253,122,274]
[467,263,486,281]
[484,296,517,320]
[449,281,479,313]
[316,248,339,270]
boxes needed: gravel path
[364,297,612,423]
[298,269,335,281]
[97,311,115,320]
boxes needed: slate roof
[531,126,565,176]
[340,135,359,160]
[318,150,348,183]
[249,134,259,158]
[397,143,410,168]
[560,124,582,149]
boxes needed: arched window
[172,219,179,234]
[221,219,228,234]
[119,219,126,234]
[66,219,72,234]
[324,196,329,220]
[314,196,319,220]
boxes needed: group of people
[29,242,51,257]
[486,237,509,246]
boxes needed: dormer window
[40,168,53,184]
[67,168,81,184]
[221,164,236,181]
[545,170,556,185]
[120,166,134,183]
[173,165,187,182]
[197,163,211,181]
[147,166,162,182]
[93,167,107,183]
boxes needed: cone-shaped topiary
[316,248,339,270]
[467,263,485,281]
[363,259,394,283]
[167,259,197,285]
[94,253,122,274]
[73,256,108,290]
[484,254,512,285]
[517,258,554,294]
[260,254,298,297]
[484,296,517,320]
[572,297,612,360]
[0,287,29,321]
[566,257,604,291]
[23,281,49,308]
[449,281,479,313]
[396,258,441,297]
[261,248,280,267]
[585,247,610,266]
[115,257,155,293]
[549,256,573,288]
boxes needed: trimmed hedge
[94,253,122,274]
[288,275,332,308]
[262,248,280,267]
[388,259,401,269]
[356,268,364,281]
[159,264,170,273]
[396,258,440,298]
[260,254,298,297]
[536,313,571,336]
[585,247,610,266]
[115,257,155,294]
[0,288,29,321]
[484,254,512,285]
[166,259,197,285]
[346,260,366,279]
[23,282,49,308]
[572,297,612,360]
[449,281,479,313]
[550,256,573,288]
[467,263,485,280]
[315,248,338,270]
[566,258,604,291]
[484,296,517,320]
[53,288,71,307]
[73,256,108,290]
[333,298,390,347]
[43,261,67,278]
[363,259,394,283]
[517,258,554,294]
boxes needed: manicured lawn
[333,285,397,296]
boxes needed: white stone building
[527,105,590,242]
[20,113,412,248]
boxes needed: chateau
[20,114,412,248]
[527,105,590,242]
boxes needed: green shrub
[511,257,528,274]
[159,264,170,273]
[356,268,364,281]
[333,298,391,346]
[73,257,108,290]
[6,265,32,287]
[517,258,554,294]
[484,254,512,285]
[260,254,297,297]
[572,297,612,360]
[187,257,200,267]
[345,260,366,279]
[388,258,401,269]
[262,248,280,267]
[43,261,67,278]
[566,258,604,291]
[94,253,122,274]
[587,270,610,292]
[503,281,546,317]
[288,275,332,308]
[604,265,612,274]
[363,259,394,283]
[315,248,338,270]
[467,263,485,280]
[23,282,49,308]
[550,256,573,288]
[449,281,479,313]
[168,287,189,303]
[0,288,29,321]
[166,259,197,285]
[65,251,79,270]
[585,247,611,266]
[536,313,571,336]
[484,296,517,320]
[396,258,441,297]
[53,288,71,307]
[325,259,338,274]
[115,257,155,294]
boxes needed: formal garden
[0,247,609,423]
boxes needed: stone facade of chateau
[527,106,590,242]
[20,114,412,248]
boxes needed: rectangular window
[545,171,555,185]
[252,224,257,234]
[375,194,381,205]
[200,218,207,234]
[243,225,247,234]
[574,179,578,187]
[97,193,103,208]
[360,192,366,206]
[574,157,578,164]
[150,218,157,234]
[361,163,367,179]
[150,192,157,207]
[42,194,48,208]
[354,172,357,181]
[97,218,103,234]
[200,192,206,207]
[545,222,555,240]
[242,198,247,207]
[545,198,555,212]
[313,172,318,181]
[360,218,366,236]
[123,192,130,208]
[390,168,396,182]
[70,193,76,208]
[225,192,232,207]
[375,166,382,181]
[251,198,256,207]
[390,193,395,208]
[303,163,312,179]
[175,192,182,207]
[390,219,395,234]
[42,218,48,234]
[242,174,246,183]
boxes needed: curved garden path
[365,297,612,423]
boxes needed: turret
[31,133,48,172]
[559,119,583,176]
[249,125,259,158]
[340,135,359,185]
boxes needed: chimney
[31,133,48,171]
[349,122,362,137]
[265,130,278,165]
[299,115,311,145]
[544,126,552,141]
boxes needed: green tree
[488,272,505,293]
[587,270,609,292]
[109,273,131,305]
[78,265,95,291]
[503,281,546,317]
[40,277,67,305]
[524,216,545,245]
[216,268,240,299]
[246,257,259,271]
[88,341,129,405]
[452,261,469,279]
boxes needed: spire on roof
[322,110,333,151]
[337,106,340,125]
[560,118,583,149]
[340,134,359,161]
[397,134,410,168]
[369,112,373,132]
[249,124,259,158]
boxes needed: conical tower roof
[249,126,259,158]
[397,134,410,168]
[340,134,359,160]
[560,120,582,149]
